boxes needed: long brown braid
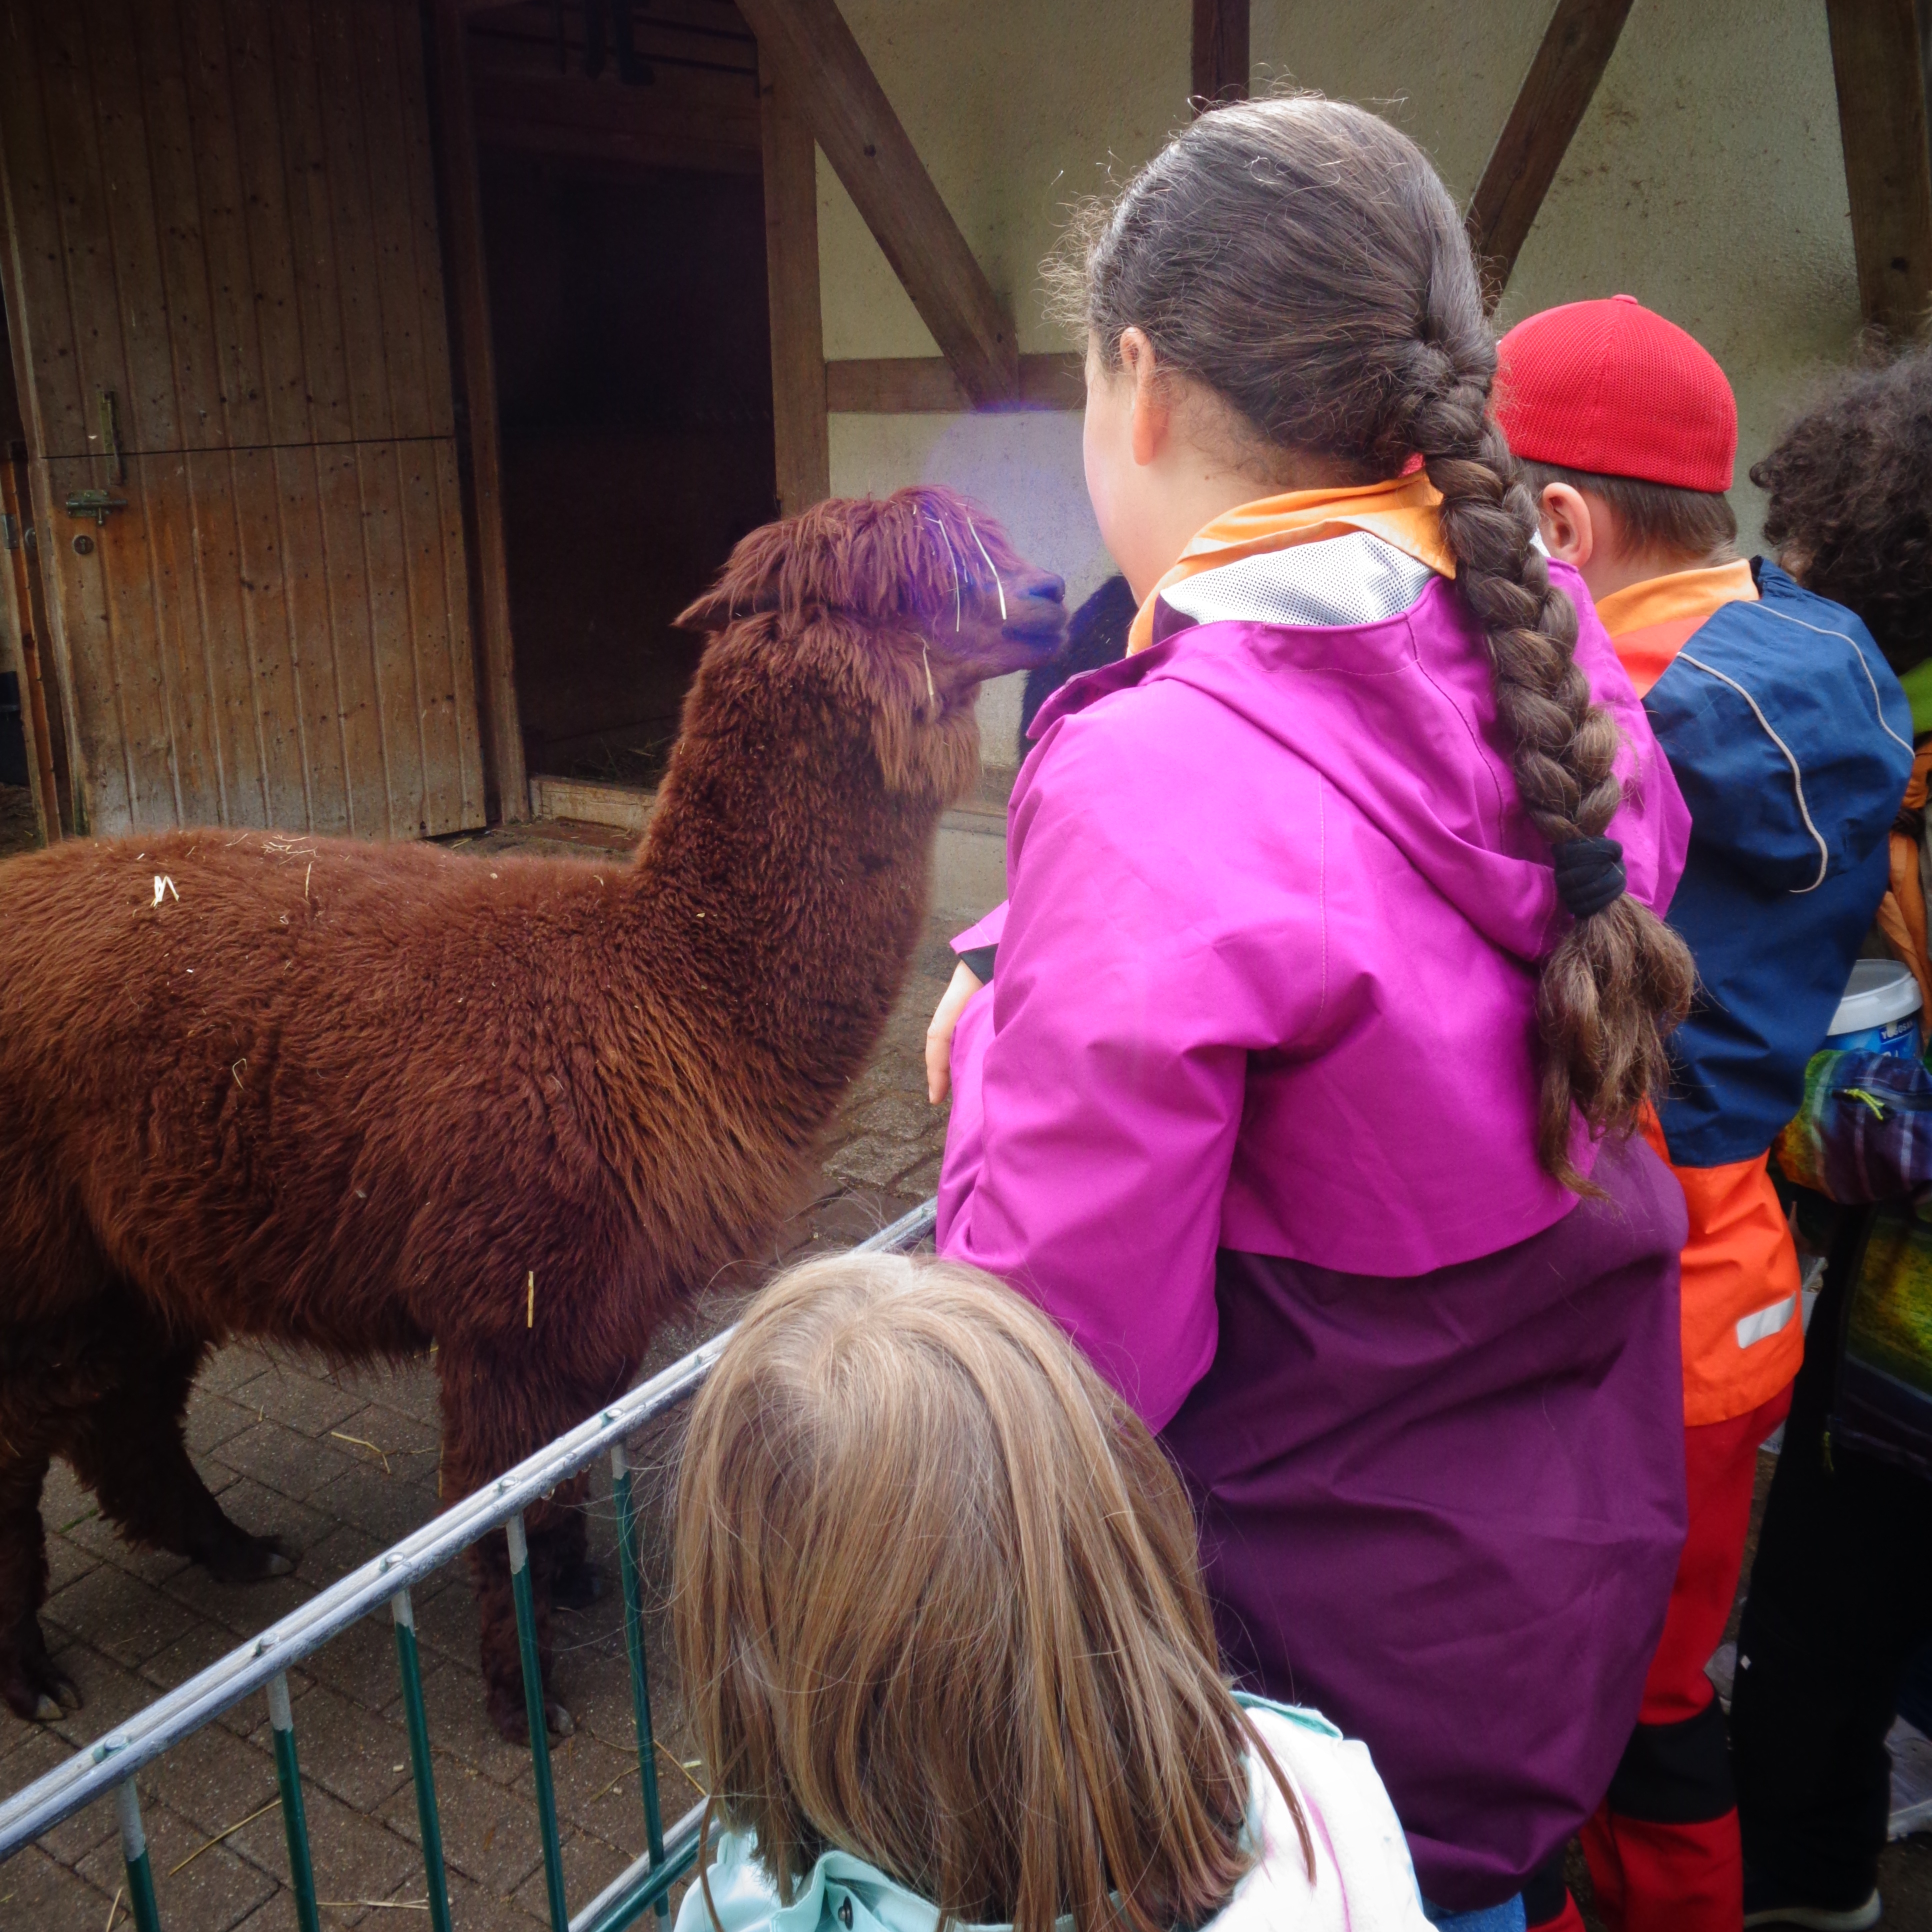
[1050,94,1694,1187]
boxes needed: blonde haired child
[671,1252,1430,1932]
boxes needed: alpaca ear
[676,524,788,632]
[675,578,780,632]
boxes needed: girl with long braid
[931,97,1697,1930]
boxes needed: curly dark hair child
[1752,346,1932,674]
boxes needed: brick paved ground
[4,796,1930,1931]
[0,811,958,1931]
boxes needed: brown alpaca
[0,486,1064,1740]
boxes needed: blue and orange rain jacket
[1599,558,1912,1422]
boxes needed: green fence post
[266,1672,322,1932]
[612,1440,668,1918]
[114,1775,162,1932]
[392,1588,456,1932]
[508,1512,572,1932]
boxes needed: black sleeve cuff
[958,944,998,983]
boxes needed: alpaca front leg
[540,1476,601,1609]
[438,1350,586,1744]
[466,1528,574,1744]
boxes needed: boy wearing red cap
[1495,297,1914,1932]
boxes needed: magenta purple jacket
[936,538,1694,1910]
[938,543,1688,1424]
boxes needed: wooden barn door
[0,0,488,839]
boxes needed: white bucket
[1824,958,1923,1059]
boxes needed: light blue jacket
[674,1696,1428,1932]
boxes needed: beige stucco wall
[1254,0,1864,550]
[822,0,1866,766]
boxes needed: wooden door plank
[354,440,424,836]
[0,6,88,460]
[174,0,274,450]
[273,443,352,830]
[130,0,232,452]
[311,0,398,444]
[228,444,316,827]
[424,0,526,822]
[386,0,456,439]
[733,0,1016,406]
[43,456,147,830]
[430,435,484,828]
[1190,0,1249,109]
[182,446,280,822]
[224,0,312,449]
[1826,0,1932,336]
[86,0,188,457]
[32,1,139,460]
[394,432,480,834]
[268,0,354,445]
[312,438,392,834]
[1468,0,1634,300]
[761,60,828,516]
[350,0,437,444]
[140,453,228,822]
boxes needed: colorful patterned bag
[1776,1048,1932,1479]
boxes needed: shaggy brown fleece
[0,486,1064,1740]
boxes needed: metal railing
[0,1199,938,1932]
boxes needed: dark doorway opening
[476,150,774,792]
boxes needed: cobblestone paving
[0,816,956,1931]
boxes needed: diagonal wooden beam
[1468,0,1635,303]
[734,0,1018,406]
[1191,0,1249,111]
[1826,0,1932,338]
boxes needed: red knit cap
[1494,294,1736,492]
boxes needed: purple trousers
[1162,1134,1688,1912]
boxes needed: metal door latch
[64,490,127,526]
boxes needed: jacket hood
[673,1700,1429,1932]
[1028,540,1688,963]
[1640,560,1912,894]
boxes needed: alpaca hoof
[551,1558,604,1611]
[0,1622,84,1731]
[202,1530,298,1586]
[484,1688,575,1746]
[0,1642,81,1724]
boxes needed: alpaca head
[677,488,1068,795]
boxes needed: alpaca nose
[1026,571,1066,607]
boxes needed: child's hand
[926,960,986,1105]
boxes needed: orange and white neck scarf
[1125,472,1456,656]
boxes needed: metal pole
[114,1776,162,1932]
[508,1512,572,1932]
[610,1440,668,1918]
[392,1590,456,1932]
[266,1672,321,1932]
